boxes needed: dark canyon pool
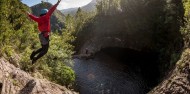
[71,48,159,94]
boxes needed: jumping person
[24,0,62,64]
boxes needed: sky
[21,0,93,10]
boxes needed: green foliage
[183,0,190,17]
[64,9,95,37]
[0,0,36,55]
[65,14,75,33]
[96,0,121,15]
[74,8,96,36]
[51,61,75,86]
[12,79,20,86]
[31,33,76,86]
[72,0,185,79]
[182,0,190,47]
[19,31,76,86]
[20,47,33,72]
[0,0,76,87]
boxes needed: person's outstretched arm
[22,10,39,22]
[28,13,39,22]
[47,0,61,16]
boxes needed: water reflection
[72,53,147,94]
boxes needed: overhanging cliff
[75,0,184,56]
[73,0,186,93]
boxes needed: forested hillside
[71,0,190,93]
[61,0,96,15]
[0,0,75,88]
[74,0,184,74]
[1,0,190,93]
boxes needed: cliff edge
[0,58,77,94]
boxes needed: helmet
[40,9,48,15]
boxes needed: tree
[0,0,76,87]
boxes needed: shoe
[30,51,35,60]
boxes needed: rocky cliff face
[0,58,77,94]
[149,48,190,94]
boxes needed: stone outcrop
[149,48,190,94]
[0,57,78,94]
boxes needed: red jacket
[28,3,58,37]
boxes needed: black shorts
[39,33,49,45]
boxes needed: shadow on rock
[19,79,36,94]
[0,82,2,93]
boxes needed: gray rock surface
[0,57,78,94]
